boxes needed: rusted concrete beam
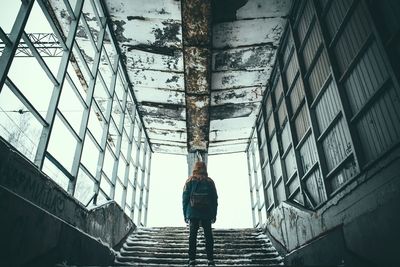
[181,0,212,152]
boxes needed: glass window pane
[8,57,53,119]
[124,116,133,141]
[0,84,42,161]
[81,134,100,176]
[133,207,139,225]
[0,1,21,33]
[124,205,131,217]
[115,180,124,206]
[114,71,126,102]
[108,118,119,155]
[82,0,101,43]
[103,145,115,179]
[74,168,95,205]
[131,143,139,167]
[59,78,85,133]
[25,2,63,71]
[135,186,141,206]
[126,183,133,206]
[134,120,141,143]
[93,74,111,116]
[99,47,114,91]
[118,156,127,181]
[103,27,118,71]
[112,94,123,130]
[67,63,88,101]
[47,116,77,172]
[72,44,92,86]
[100,174,112,198]
[76,17,96,74]
[121,129,130,160]
[97,190,108,206]
[42,156,70,190]
[88,105,104,144]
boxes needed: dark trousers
[189,218,214,261]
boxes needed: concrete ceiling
[48,0,291,155]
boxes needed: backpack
[190,181,210,210]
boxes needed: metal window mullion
[112,67,128,207]
[270,77,290,201]
[131,127,142,212]
[0,27,12,46]
[68,14,107,195]
[143,151,151,226]
[36,0,68,50]
[288,20,329,203]
[99,123,115,199]
[118,93,129,209]
[73,41,94,80]
[312,0,363,175]
[21,32,59,86]
[0,0,34,92]
[4,77,48,127]
[65,73,88,109]
[277,59,307,205]
[62,0,76,20]
[137,145,148,226]
[246,148,257,227]
[261,95,279,209]
[98,71,111,96]
[125,111,135,219]
[89,0,103,27]
[80,15,98,53]
[252,148,262,225]
[92,98,107,123]
[45,151,74,180]
[86,128,103,151]
[360,0,400,162]
[56,109,81,142]
[101,44,115,73]
[34,0,84,170]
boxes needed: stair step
[115,256,283,265]
[122,244,277,254]
[115,227,283,266]
[119,250,279,259]
[124,242,271,250]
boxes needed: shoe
[208,260,215,266]
[188,259,196,266]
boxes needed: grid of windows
[0,0,151,226]
[247,0,400,217]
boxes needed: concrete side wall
[0,185,115,266]
[0,138,134,248]
[265,147,400,266]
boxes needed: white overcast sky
[148,153,252,228]
[0,0,253,229]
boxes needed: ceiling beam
[181,0,212,152]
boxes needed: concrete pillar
[187,151,208,177]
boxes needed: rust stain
[182,0,212,152]
[181,0,212,46]
[184,47,211,94]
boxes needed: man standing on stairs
[182,161,218,266]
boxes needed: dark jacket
[182,176,218,222]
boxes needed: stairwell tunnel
[0,0,400,266]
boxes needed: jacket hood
[192,161,208,177]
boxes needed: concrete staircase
[115,227,284,266]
